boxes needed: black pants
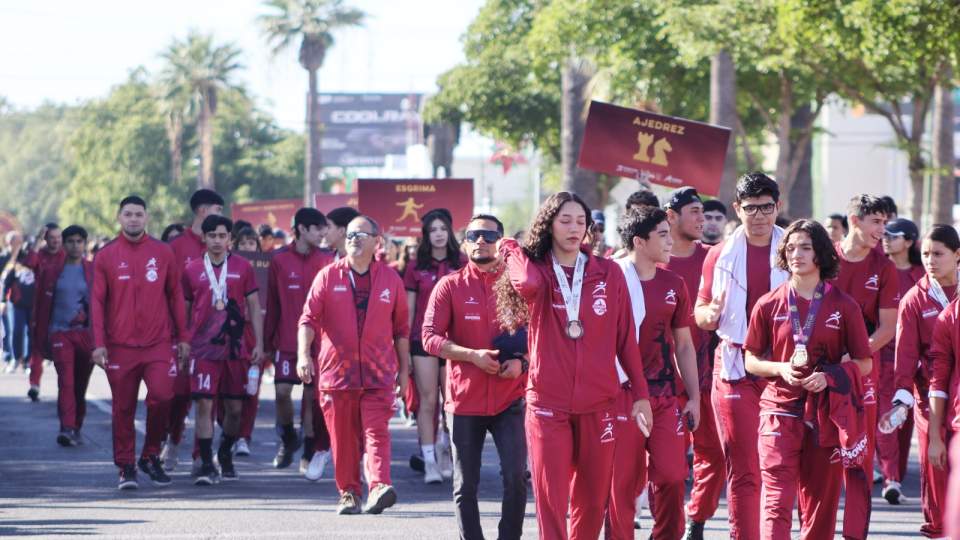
[450,399,527,540]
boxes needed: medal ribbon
[203,253,229,307]
[551,251,586,332]
[787,281,826,350]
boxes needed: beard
[470,253,496,265]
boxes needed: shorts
[273,351,316,387]
[190,357,249,400]
[411,340,446,366]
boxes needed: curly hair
[775,219,840,280]
[495,192,593,332]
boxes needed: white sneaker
[3,362,15,374]
[233,438,251,457]
[159,440,179,472]
[305,450,330,481]
[438,442,453,480]
[424,459,443,484]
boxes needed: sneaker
[3,362,15,374]
[27,385,39,402]
[634,516,642,530]
[191,457,203,477]
[70,429,83,446]
[57,429,77,447]
[193,462,220,486]
[336,491,362,515]
[219,455,238,481]
[305,450,330,481]
[684,519,705,540]
[233,438,251,457]
[873,468,884,484]
[137,456,172,487]
[424,460,442,485]
[882,480,903,505]
[437,442,453,480]
[159,439,178,472]
[118,464,139,490]
[363,484,397,514]
[299,457,310,475]
[409,453,425,473]
[273,437,301,469]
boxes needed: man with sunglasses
[421,214,527,540]
[832,194,898,540]
[297,216,410,516]
[695,172,787,540]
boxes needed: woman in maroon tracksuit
[744,220,872,539]
[897,225,960,538]
[495,192,652,540]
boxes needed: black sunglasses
[464,229,502,243]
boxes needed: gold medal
[790,344,808,369]
[215,299,225,311]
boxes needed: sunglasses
[345,231,373,241]
[464,229,502,243]
[740,203,776,216]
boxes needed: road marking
[86,392,146,435]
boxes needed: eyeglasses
[345,231,373,241]
[740,203,776,216]
[464,229,502,243]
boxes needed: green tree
[779,0,960,221]
[258,0,366,204]
[159,31,243,191]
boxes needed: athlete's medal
[552,251,587,341]
[788,281,825,370]
[203,252,229,312]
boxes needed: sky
[0,0,485,130]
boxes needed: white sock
[438,430,449,447]
[422,444,436,463]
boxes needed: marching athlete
[876,217,923,503]
[406,208,464,483]
[421,213,527,540]
[694,173,788,540]
[833,195,898,540]
[495,192,652,539]
[161,188,223,471]
[744,219,872,539]
[91,195,189,489]
[607,206,700,539]
[883,225,960,537]
[34,225,93,446]
[181,215,263,484]
[25,222,65,400]
[298,215,410,515]
[264,208,334,477]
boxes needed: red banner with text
[578,101,731,196]
[357,179,474,237]
[313,193,358,215]
[230,199,301,233]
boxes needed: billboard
[319,93,422,167]
[313,193,358,215]
[230,199,301,233]
[357,179,474,237]
[578,101,731,196]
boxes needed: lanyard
[551,251,586,328]
[203,253,228,307]
[787,281,825,348]
[928,271,959,310]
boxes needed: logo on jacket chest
[664,289,678,305]
[379,288,391,303]
[825,311,842,330]
[146,257,159,282]
[592,281,608,316]
[864,274,879,291]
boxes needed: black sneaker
[27,385,39,402]
[137,456,172,487]
[273,436,301,469]
[409,453,425,473]
[57,429,76,447]
[363,484,397,514]
[70,429,83,445]
[193,462,220,486]
[684,519,705,540]
[336,491,362,515]
[118,464,139,490]
[218,450,238,481]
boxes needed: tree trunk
[166,114,183,185]
[907,152,925,224]
[773,76,795,216]
[710,50,738,204]
[305,67,322,206]
[931,63,956,226]
[561,57,599,209]
[787,104,815,221]
[199,91,215,190]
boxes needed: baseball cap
[590,210,605,225]
[664,186,701,212]
[884,218,918,240]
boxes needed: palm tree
[258,0,365,204]
[159,32,243,190]
[155,83,192,185]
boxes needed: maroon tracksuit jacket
[265,245,335,354]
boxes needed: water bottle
[878,403,909,434]
[246,365,261,396]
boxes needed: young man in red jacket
[26,222,65,401]
[421,214,527,540]
[833,194,898,540]
[161,189,223,472]
[91,195,190,490]
[34,225,93,447]
[298,215,410,515]
[181,215,263,485]
[264,208,334,477]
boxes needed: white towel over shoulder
[613,257,646,384]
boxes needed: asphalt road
[0,365,928,539]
